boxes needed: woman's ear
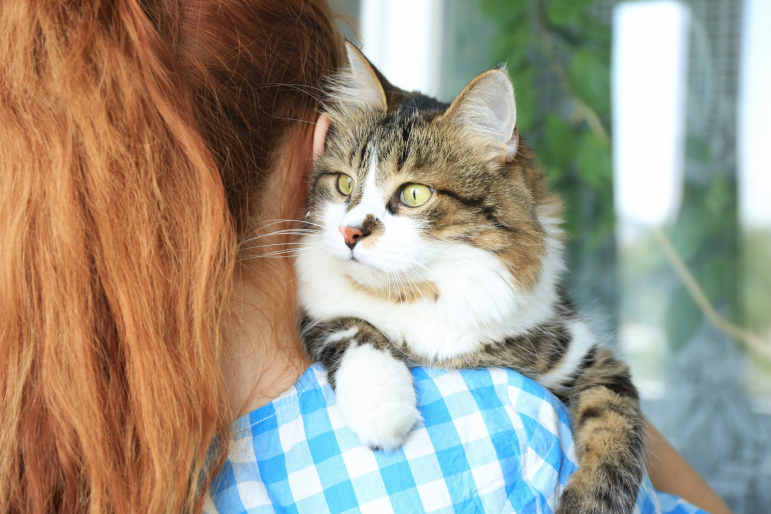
[313,113,331,163]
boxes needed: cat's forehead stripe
[342,150,389,227]
[347,146,379,211]
[397,117,414,170]
[355,139,371,171]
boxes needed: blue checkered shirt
[205,364,706,514]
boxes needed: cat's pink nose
[339,225,364,250]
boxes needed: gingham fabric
[205,364,707,514]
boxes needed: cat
[294,42,645,514]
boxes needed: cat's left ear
[333,42,388,113]
[442,68,518,164]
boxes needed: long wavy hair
[0,1,342,512]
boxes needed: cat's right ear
[333,42,387,113]
[442,68,518,164]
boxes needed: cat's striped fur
[295,43,645,514]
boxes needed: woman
[0,1,731,513]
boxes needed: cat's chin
[344,260,392,291]
[344,260,439,304]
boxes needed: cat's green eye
[337,174,353,196]
[401,183,433,207]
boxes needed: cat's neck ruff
[295,214,564,363]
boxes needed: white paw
[334,344,420,451]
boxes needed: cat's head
[305,43,560,299]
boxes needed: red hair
[0,1,342,512]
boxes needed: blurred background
[330,0,771,512]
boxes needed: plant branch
[534,2,610,145]
[654,227,771,362]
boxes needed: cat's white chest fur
[295,232,562,362]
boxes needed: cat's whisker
[402,271,424,303]
[240,225,320,242]
[403,271,432,322]
[248,227,320,234]
[239,250,299,259]
[241,220,323,239]
[386,267,402,303]
[238,247,326,256]
[410,262,442,285]
[254,218,325,230]
[245,219,300,235]
[240,230,321,245]
[242,242,325,249]
[393,271,407,303]
[424,246,478,269]
[238,238,320,253]
[242,244,326,255]
[403,267,438,307]
[385,269,394,302]
[388,270,398,303]
[396,274,410,306]
[237,248,327,261]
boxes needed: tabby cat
[295,43,645,514]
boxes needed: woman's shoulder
[410,366,575,443]
[227,364,572,440]
[227,365,577,474]
[206,364,706,514]
[208,365,576,513]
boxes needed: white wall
[359,0,444,98]
[738,0,771,230]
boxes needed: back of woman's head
[0,1,342,512]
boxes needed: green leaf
[575,131,611,189]
[576,14,612,46]
[545,165,563,182]
[664,285,703,353]
[542,114,578,170]
[705,173,730,215]
[669,204,707,262]
[697,256,730,303]
[511,68,535,133]
[559,179,582,236]
[480,0,527,26]
[569,48,611,116]
[546,0,594,26]
[490,24,532,68]
[586,210,616,253]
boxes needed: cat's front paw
[341,393,420,451]
[555,470,638,514]
[334,343,420,451]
